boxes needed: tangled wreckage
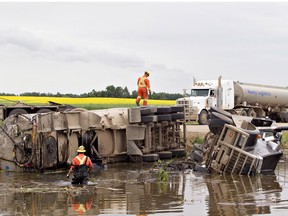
[0,105,286,175]
[191,107,285,175]
[0,106,186,172]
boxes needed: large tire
[158,151,173,160]
[170,113,185,121]
[71,108,87,112]
[36,108,52,113]
[208,113,234,135]
[198,110,209,125]
[140,106,157,116]
[141,115,158,123]
[171,148,186,158]
[157,114,171,122]
[209,107,232,118]
[240,109,248,116]
[143,154,159,162]
[208,119,226,135]
[170,106,184,113]
[251,117,273,127]
[8,108,28,116]
[155,107,172,114]
[247,108,257,118]
[210,112,234,125]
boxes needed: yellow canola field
[0,96,175,106]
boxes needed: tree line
[1,85,183,100]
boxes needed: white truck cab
[176,79,234,124]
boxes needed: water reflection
[0,162,287,215]
[205,175,282,215]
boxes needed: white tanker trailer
[0,106,186,172]
[176,76,288,124]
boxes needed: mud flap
[126,125,146,140]
[127,140,143,156]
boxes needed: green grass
[76,104,137,110]
[190,135,205,144]
[281,131,288,149]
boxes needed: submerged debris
[190,107,285,175]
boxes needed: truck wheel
[157,114,171,122]
[71,108,87,112]
[210,112,234,125]
[143,153,159,162]
[141,115,158,123]
[140,106,157,116]
[171,148,186,158]
[8,108,28,116]
[170,113,185,121]
[209,107,232,118]
[155,107,172,114]
[247,109,257,118]
[251,117,273,127]
[158,151,173,160]
[240,110,248,116]
[170,106,184,113]
[36,108,52,113]
[198,110,208,125]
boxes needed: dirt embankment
[184,125,209,151]
[185,124,209,139]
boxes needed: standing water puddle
[0,161,288,215]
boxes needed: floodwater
[0,161,288,216]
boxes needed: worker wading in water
[67,146,93,185]
[136,71,151,106]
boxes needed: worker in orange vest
[67,146,93,185]
[71,198,93,215]
[68,193,94,215]
[136,71,151,106]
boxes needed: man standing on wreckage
[66,146,93,185]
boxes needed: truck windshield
[191,89,209,97]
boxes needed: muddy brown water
[0,161,288,216]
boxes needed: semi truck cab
[176,79,234,124]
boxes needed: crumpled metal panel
[64,111,81,130]
[126,125,146,140]
[0,126,14,162]
[128,108,141,123]
[53,112,67,130]
[37,113,53,132]
[90,108,129,129]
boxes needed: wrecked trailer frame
[0,106,186,172]
[0,100,75,121]
[191,107,284,175]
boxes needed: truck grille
[211,124,263,175]
[176,98,197,121]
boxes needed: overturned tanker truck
[191,107,286,175]
[0,106,186,172]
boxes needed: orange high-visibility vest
[76,156,87,165]
[138,76,150,90]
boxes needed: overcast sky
[1,2,288,95]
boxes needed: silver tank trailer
[234,82,288,108]
[0,106,186,172]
